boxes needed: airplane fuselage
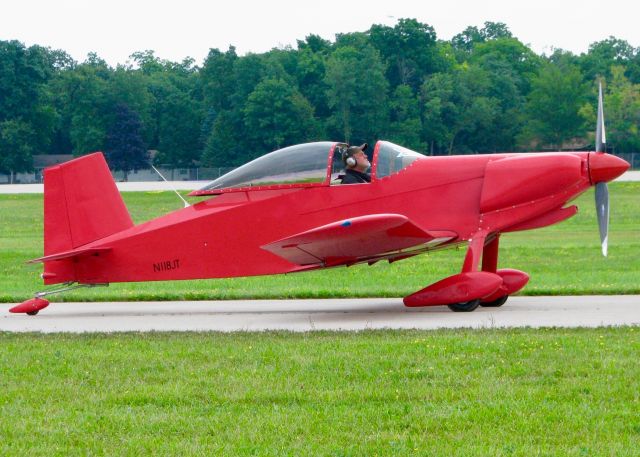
[42,151,598,285]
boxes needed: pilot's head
[343,143,370,171]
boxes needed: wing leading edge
[261,214,457,267]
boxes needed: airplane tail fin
[41,152,133,284]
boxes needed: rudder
[42,152,133,283]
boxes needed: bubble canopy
[190,141,426,196]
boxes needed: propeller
[595,182,609,256]
[594,81,608,257]
[596,82,606,153]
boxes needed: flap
[29,247,111,264]
[261,214,456,266]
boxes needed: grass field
[1,328,639,456]
[1,186,638,456]
[0,183,638,302]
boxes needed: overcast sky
[2,0,638,66]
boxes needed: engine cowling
[480,154,585,214]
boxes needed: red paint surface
[9,298,50,314]
[481,269,530,303]
[588,152,630,183]
[26,142,629,311]
[403,272,503,307]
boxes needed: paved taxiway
[2,296,638,333]
[1,171,637,194]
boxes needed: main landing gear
[404,232,528,312]
[448,299,481,312]
[480,295,509,308]
[448,295,510,312]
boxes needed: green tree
[0,120,35,182]
[230,53,267,107]
[200,47,238,113]
[475,57,526,151]
[153,88,203,167]
[421,72,454,154]
[130,50,165,75]
[469,37,541,93]
[579,37,636,82]
[626,52,640,84]
[244,78,320,155]
[201,110,242,166]
[387,84,423,151]
[224,53,269,157]
[50,58,112,156]
[451,26,484,55]
[369,18,443,91]
[520,61,589,149]
[451,22,513,56]
[605,66,640,153]
[421,66,499,154]
[129,52,204,168]
[108,66,154,144]
[0,41,58,157]
[324,45,389,144]
[296,35,331,119]
[104,103,149,181]
[263,47,299,82]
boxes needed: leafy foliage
[0,19,639,173]
[325,44,388,144]
[521,61,589,149]
[604,66,640,153]
[0,120,35,180]
[244,77,320,153]
[104,103,149,180]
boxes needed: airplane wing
[261,214,457,266]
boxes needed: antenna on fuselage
[150,164,190,208]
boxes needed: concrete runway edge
[1,295,639,333]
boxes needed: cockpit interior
[192,141,426,195]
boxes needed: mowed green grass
[0,183,638,302]
[1,328,639,456]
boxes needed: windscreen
[197,142,334,192]
[375,141,426,179]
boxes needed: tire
[480,295,509,308]
[26,310,39,316]
[447,299,481,312]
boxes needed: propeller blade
[595,182,609,256]
[596,82,606,153]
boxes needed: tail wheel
[447,299,481,312]
[480,295,509,308]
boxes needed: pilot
[340,143,371,184]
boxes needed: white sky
[1,0,638,67]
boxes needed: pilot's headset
[343,143,368,167]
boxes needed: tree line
[1,19,639,179]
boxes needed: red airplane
[11,85,629,315]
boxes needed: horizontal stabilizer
[29,247,112,264]
[262,213,456,266]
